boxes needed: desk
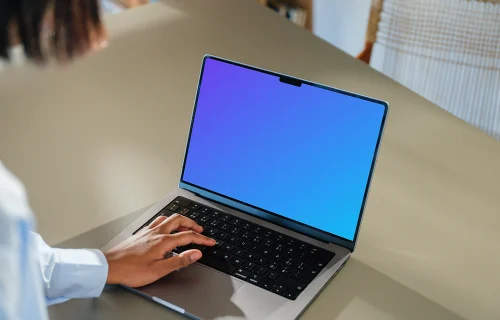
[1,1,499,319]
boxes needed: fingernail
[211,238,216,243]
[190,251,202,262]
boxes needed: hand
[104,214,216,287]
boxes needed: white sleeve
[0,162,48,320]
[33,233,109,305]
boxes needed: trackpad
[136,263,245,319]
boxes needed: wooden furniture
[258,0,313,31]
[357,0,500,140]
[1,1,499,319]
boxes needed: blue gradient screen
[182,58,386,241]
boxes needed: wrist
[104,251,121,285]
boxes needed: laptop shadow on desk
[304,258,468,320]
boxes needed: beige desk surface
[1,1,499,319]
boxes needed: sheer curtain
[369,0,500,139]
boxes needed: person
[0,1,215,319]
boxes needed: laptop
[102,55,388,320]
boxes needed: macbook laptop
[102,55,388,320]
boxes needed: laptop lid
[179,55,388,252]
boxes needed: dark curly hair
[0,0,105,62]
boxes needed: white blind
[371,0,500,140]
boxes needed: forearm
[33,233,109,305]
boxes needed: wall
[313,0,371,57]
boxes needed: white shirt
[0,162,108,319]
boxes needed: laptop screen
[181,57,387,242]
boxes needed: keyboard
[134,197,335,300]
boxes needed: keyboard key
[266,261,279,270]
[229,226,241,235]
[284,257,300,269]
[177,207,190,215]
[210,210,222,219]
[252,226,264,234]
[230,217,242,226]
[241,232,251,240]
[311,260,326,268]
[166,203,180,212]
[229,257,244,266]
[241,222,253,230]
[242,261,256,271]
[220,223,231,231]
[248,274,263,285]
[251,235,263,243]
[247,244,259,252]
[204,227,218,237]
[234,249,246,257]
[273,253,284,261]
[215,231,229,240]
[291,270,303,280]
[277,266,292,276]
[285,291,298,300]
[297,243,309,251]
[198,215,211,224]
[254,266,268,276]
[222,243,236,252]
[214,240,224,248]
[263,230,276,239]
[302,267,320,282]
[262,239,273,248]
[221,252,233,262]
[233,268,251,280]
[273,234,286,243]
[256,257,269,266]
[187,211,200,220]
[265,271,278,280]
[262,248,274,257]
[258,279,273,291]
[220,214,232,222]
[308,250,335,267]
[274,244,284,252]
[243,251,257,261]
[189,203,201,211]
[272,284,286,295]
[173,197,192,207]
[297,263,308,271]
[205,248,222,258]
[199,255,236,274]
[209,219,221,228]
[238,240,251,249]
[285,238,295,247]
[198,206,212,215]
[226,236,239,244]
[276,276,307,293]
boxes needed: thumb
[154,249,202,275]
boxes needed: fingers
[160,230,216,252]
[148,215,167,229]
[153,249,202,276]
[157,214,203,234]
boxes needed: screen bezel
[179,55,388,252]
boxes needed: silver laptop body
[103,55,388,320]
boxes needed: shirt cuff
[48,248,108,300]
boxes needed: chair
[358,0,500,140]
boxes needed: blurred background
[104,0,499,140]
